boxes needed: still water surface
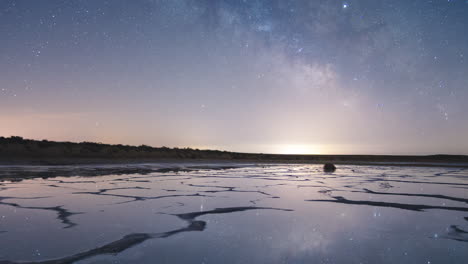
[0,164,467,263]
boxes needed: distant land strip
[1,136,468,167]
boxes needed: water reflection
[0,196,80,229]
[0,164,467,263]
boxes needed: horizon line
[1,136,466,157]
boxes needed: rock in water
[323,163,336,172]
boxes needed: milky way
[1,0,467,154]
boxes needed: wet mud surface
[0,164,467,263]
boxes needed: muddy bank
[1,137,468,167]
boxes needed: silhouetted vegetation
[1,136,468,165]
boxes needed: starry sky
[1,0,468,155]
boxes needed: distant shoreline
[1,158,468,168]
[1,136,468,167]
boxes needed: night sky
[1,0,468,155]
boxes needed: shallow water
[0,164,467,264]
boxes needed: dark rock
[323,163,336,172]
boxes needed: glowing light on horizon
[275,144,322,155]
